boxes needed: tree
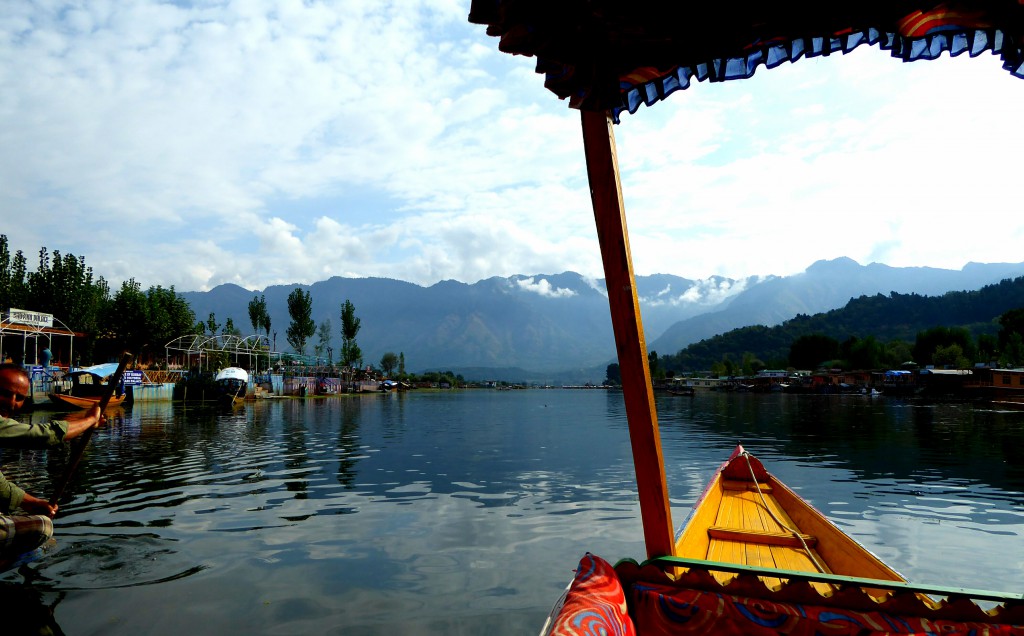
[205,312,220,336]
[340,299,362,366]
[840,336,883,370]
[315,318,332,362]
[380,352,398,376]
[222,317,241,336]
[604,363,621,385]
[146,285,196,354]
[96,282,195,364]
[103,279,149,356]
[647,351,663,380]
[741,352,765,375]
[1001,332,1024,367]
[248,294,269,335]
[998,308,1024,351]
[261,306,271,339]
[933,343,970,369]
[789,334,839,370]
[881,340,914,368]
[26,247,108,335]
[398,352,406,376]
[0,235,29,309]
[286,287,315,356]
[913,326,976,367]
[977,333,999,364]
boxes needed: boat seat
[721,479,772,493]
[707,526,817,548]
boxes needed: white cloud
[516,277,577,299]
[1,4,1022,293]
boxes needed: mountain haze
[647,258,1024,354]
[180,259,1024,381]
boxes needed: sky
[2,1,1023,295]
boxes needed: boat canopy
[77,362,122,379]
[215,367,249,383]
[469,1,1024,121]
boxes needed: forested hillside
[660,276,1024,373]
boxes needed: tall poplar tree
[339,299,362,367]
[248,294,266,334]
[286,287,315,356]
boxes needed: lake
[3,390,1022,634]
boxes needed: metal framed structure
[164,333,270,373]
[1,308,79,368]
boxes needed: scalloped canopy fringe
[469,1,1024,122]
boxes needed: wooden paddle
[51,352,132,504]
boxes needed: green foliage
[0,235,29,309]
[418,369,462,386]
[932,343,970,369]
[998,308,1024,350]
[340,299,362,367]
[248,294,270,335]
[98,281,196,362]
[647,350,666,380]
[912,326,976,367]
[286,287,315,356]
[1001,333,1024,367]
[789,334,838,369]
[379,351,398,376]
[662,277,1024,373]
[840,335,884,370]
[604,362,621,385]
[315,318,332,362]
[24,246,109,360]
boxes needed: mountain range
[180,258,1024,383]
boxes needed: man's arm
[61,406,104,440]
[0,468,26,513]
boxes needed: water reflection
[0,391,1019,634]
[657,393,1024,501]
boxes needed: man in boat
[0,363,105,559]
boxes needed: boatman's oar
[51,352,133,504]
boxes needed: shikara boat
[542,446,1023,634]
[48,392,126,410]
[214,366,249,406]
[675,445,903,586]
[470,1,1024,633]
[48,363,127,410]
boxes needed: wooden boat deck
[676,449,906,596]
[706,479,827,590]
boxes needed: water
[3,390,1022,634]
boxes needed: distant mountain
[662,275,1024,371]
[647,258,1024,355]
[179,259,1024,380]
[181,272,738,376]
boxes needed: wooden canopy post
[580,109,675,558]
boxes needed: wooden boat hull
[48,392,126,410]
[543,447,1024,634]
[675,445,904,588]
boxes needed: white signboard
[7,308,54,328]
[123,370,144,386]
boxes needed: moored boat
[214,367,249,406]
[48,363,127,410]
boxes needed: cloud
[515,277,577,299]
[638,277,752,307]
[1,4,1022,294]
